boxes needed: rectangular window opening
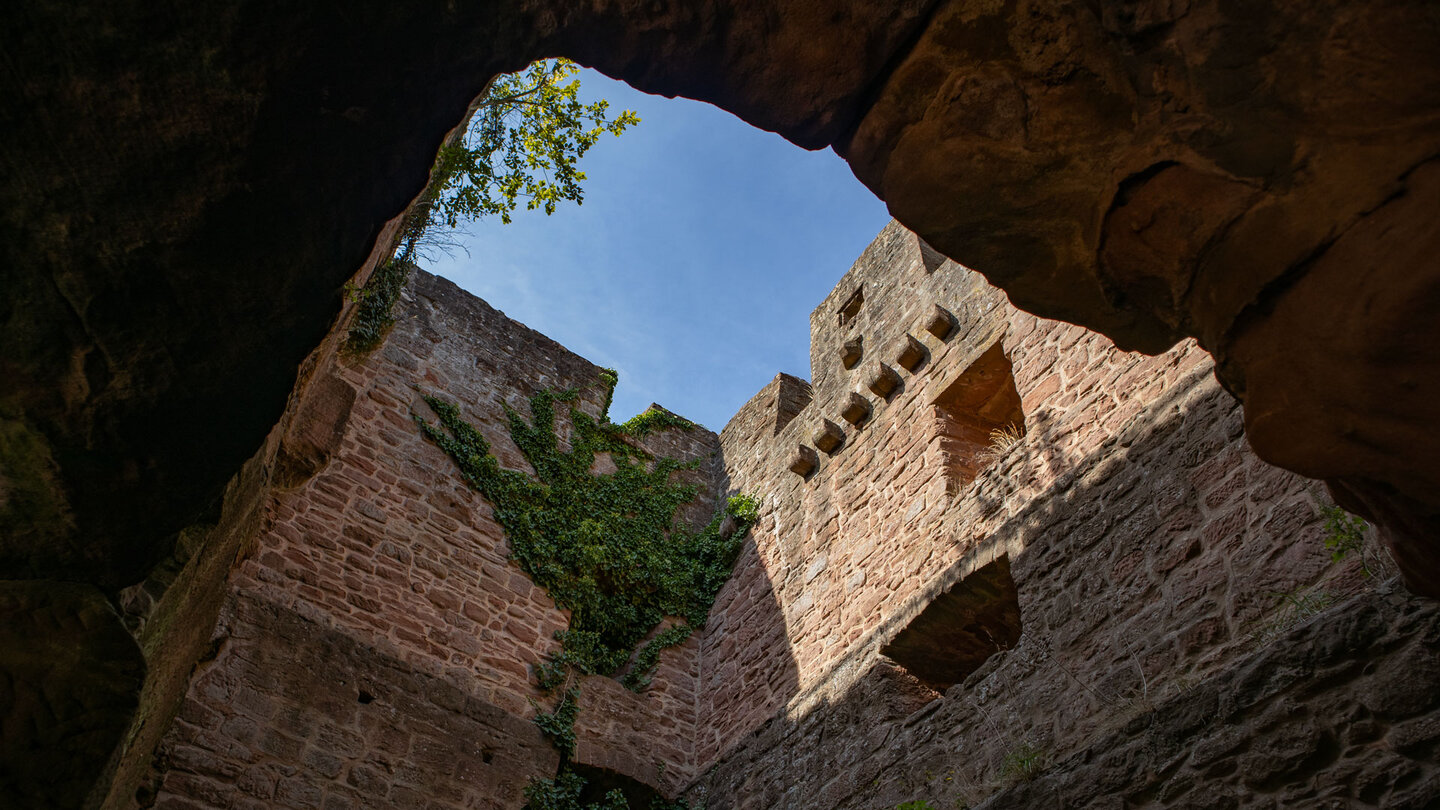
[880,555,1022,692]
[932,341,1026,491]
[837,288,864,327]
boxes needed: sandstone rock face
[548,0,943,149]
[842,0,1440,347]
[1230,159,1440,596]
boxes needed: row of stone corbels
[789,303,958,478]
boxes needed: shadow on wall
[687,366,1436,809]
[143,588,562,810]
[694,454,803,779]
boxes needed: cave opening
[411,60,890,433]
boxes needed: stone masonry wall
[144,270,726,808]
[688,222,1438,807]
[134,222,1440,810]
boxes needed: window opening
[880,556,1022,692]
[838,288,864,327]
[918,238,947,273]
[570,764,664,808]
[932,341,1025,490]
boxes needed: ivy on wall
[343,259,409,353]
[416,371,759,809]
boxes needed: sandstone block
[789,446,819,478]
[923,305,956,340]
[840,392,872,427]
[812,420,846,454]
[840,337,863,369]
[895,335,927,372]
[866,363,902,398]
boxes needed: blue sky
[427,69,891,431]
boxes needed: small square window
[837,288,864,327]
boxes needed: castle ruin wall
[143,272,722,808]
[134,223,1440,810]
[692,224,1440,808]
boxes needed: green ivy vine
[343,259,409,354]
[533,687,581,759]
[416,371,758,810]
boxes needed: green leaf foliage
[523,771,627,810]
[347,61,637,356]
[621,625,693,691]
[524,771,699,810]
[532,687,581,759]
[616,407,697,438]
[432,59,639,228]
[344,259,410,354]
[1000,743,1046,783]
[416,372,758,682]
[396,58,639,263]
[1320,504,1367,562]
[417,371,753,810]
